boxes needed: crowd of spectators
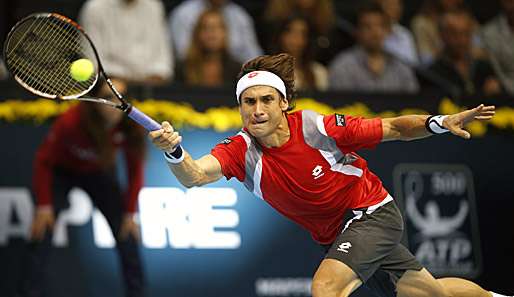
[1,0,513,98]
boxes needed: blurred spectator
[175,9,241,87]
[481,0,514,95]
[271,15,328,91]
[22,79,146,297]
[0,59,7,80]
[376,0,419,65]
[411,0,483,66]
[329,3,419,93]
[169,0,262,63]
[429,10,502,96]
[79,0,173,84]
[262,0,350,65]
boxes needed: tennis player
[24,79,146,297]
[149,53,509,297]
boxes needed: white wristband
[163,146,184,164]
[426,115,449,134]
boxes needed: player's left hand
[443,104,495,139]
[118,213,140,241]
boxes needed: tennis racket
[3,12,161,131]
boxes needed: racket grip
[127,106,161,131]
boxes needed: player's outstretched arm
[149,121,223,188]
[381,104,495,142]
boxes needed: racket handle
[127,106,161,131]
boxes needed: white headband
[235,71,287,103]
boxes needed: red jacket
[33,104,143,213]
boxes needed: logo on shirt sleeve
[220,138,232,145]
[335,114,346,127]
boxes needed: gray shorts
[325,197,423,283]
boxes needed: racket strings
[7,18,82,95]
[5,15,97,98]
[12,18,89,94]
[29,19,89,94]
[7,18,57,92]
[8,18,71,92]
[10,19,78,95]
[16,18,89,93]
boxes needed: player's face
[239,86,289,138]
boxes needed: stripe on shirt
[239,131,264,199]
[302,110,363,178]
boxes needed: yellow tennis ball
[70,58,94,82]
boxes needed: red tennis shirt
[211,110,389,244]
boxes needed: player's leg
[396,268,449,297]
[378,230,509,297]
[20,169,75,297]
[317,249,397,297]
[312,259,363,297]
[84,171,144,297]
[437,278,512,297]
[313,199,405,297]
[377,225,448,297]
[361,269,397,297]
[400,271,512,297]
[362,199,444,297]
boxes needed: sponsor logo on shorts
[337,242,352,253]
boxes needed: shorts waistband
[352,194,393,216]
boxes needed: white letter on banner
[138,187,240,249]
[0,188,33,244]
[139,187,191,248]
[187,187,240,249]
[53,188,93,246]
[92,209,116,248]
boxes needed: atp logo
[394,164,481,277]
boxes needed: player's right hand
[30,207,55,241]
[149,121,183,152]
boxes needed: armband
[163,145,184,164]
[425,115,449,134]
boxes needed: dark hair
[438,8,473,32]
[419,0,467,17]
[263,0,335,34]
[237,53,296,111]
[272,14,317,90]
[80,80,145,168]
[355,1,387,25]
